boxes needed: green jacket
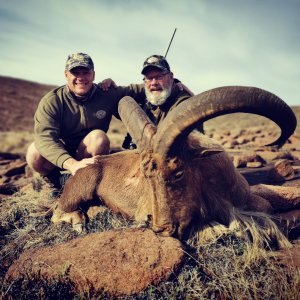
[34,84,144,168]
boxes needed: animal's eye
[174,170,184,180]
[151,161,157,170]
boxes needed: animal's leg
[51,164,104,232]
[51,204,86,233]
[58,165,102,212]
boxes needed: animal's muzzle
[152,223,177,237]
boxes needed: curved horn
[118,96,156,149]
[153,86,297,156]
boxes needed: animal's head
[119,86,297,239]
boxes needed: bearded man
[123,54,204,149]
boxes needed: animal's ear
[200,148,224,157]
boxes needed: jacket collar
[65,84,98,103]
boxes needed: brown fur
[52,132,298,248]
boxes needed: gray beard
[145,85,172,106]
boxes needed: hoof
[73,223,84,233]
[51,205,86,228]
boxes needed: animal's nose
[152,224,177,237]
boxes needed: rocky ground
[0,76,299,298]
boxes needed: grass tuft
[0,189,299,299]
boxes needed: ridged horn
[118,96,156,149]
[153,86,297,156]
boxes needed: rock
[250,184,300,211]
[291,151,300,162]
[236,136,250,145]
[222,140,238,149]
[268,159,295,181]
[246,161,263,168]
[2,161,27,177]
[253,128,262,134]
[0,156,31,196]
[0,177,9,184]
[0,152,22,160]
[293,166,300,174]
[232,151,264,168]
[211,133,223,141]
[5,228,184,296]
[256,150,293,163]
[230,128,245,139]
[283,135,300,151]
[0,159,13,166]
[0,176,32,195]
[253,134,280,146]
[221,130,231,136]
[0,182,18,194]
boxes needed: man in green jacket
[26,53,145,198]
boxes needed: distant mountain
[0,76,56,131]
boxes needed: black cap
[141,55,170,75]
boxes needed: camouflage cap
[141,55,170,75]
[65,53,94,71]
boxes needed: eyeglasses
[143,72,169,83]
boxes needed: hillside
[0,76,56,132]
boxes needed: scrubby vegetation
[0,76,299,298]
[1,186,299,299]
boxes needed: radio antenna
[164,28,177,58]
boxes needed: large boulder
[5,228,184,296]
[250,184,300,211]
[268,159,295,182]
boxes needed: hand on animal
[63,156,99,175]
[98,78,118,91]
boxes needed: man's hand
[98,78,118,91]
[62,157,98,175]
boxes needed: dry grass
[0,186,299,299]
[0,131,33,154]
[0,76,299,298]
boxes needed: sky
[0,0,299,106]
